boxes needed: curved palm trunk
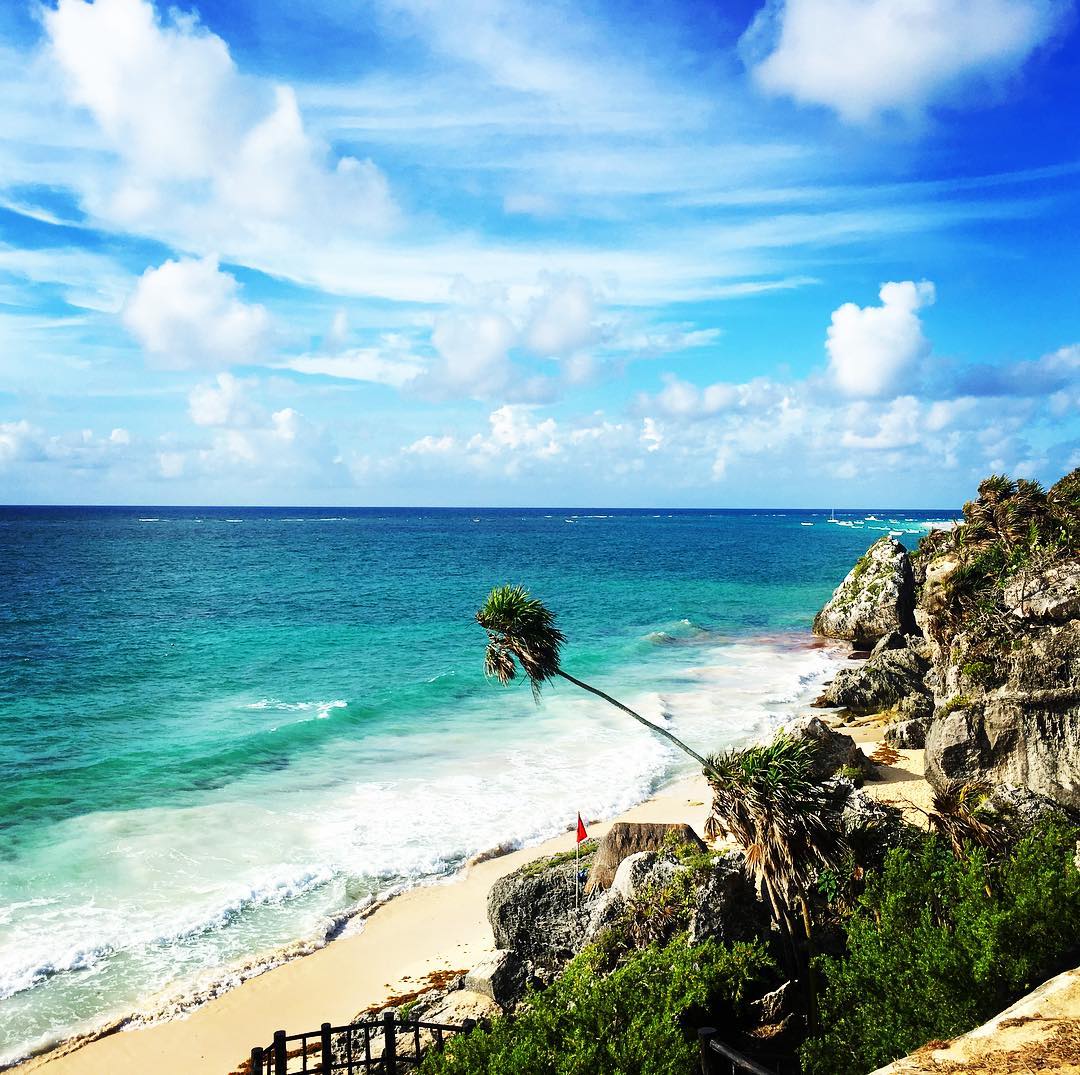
[554,669,715,774]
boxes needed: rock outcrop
[815,647,930,713]
[487,857,593,969]
[584,821,705,894]
[813,537,917,646]
[780,716,875,781]
[814,469,1080,812]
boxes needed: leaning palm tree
[476,584,713,771]
[705,735,848,1029]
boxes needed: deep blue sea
[0,506,956,1062]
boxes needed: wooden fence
[249,1011,474,1075]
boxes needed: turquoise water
[0,507,953,1063]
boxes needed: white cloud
[743,0,1064,122]
[44,0,395,241]
[826,280,935,398]
[641,417,663,452]
[188,373,259,427]
[522,276,599,356]
[124,256,270,369]
[0,418,132,469]
[412,275,607,401]
[283,349,425,388]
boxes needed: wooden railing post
[273,1029,287,1075]
[698,1027,717,1074]
[320,1022,333,1074]
[382,1011,397,1075]
[251,1046,264,1075]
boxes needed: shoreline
[11,772,716,1075]
[9,636,897,1075]
[13,723,931,1075]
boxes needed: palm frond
[476,584,565,697]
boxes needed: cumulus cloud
[45,0,395,241]
[412,275,609,401]
[522,276,599,357]
[0,418,132,469]
[123,256,270,368]
[165,375,344,485]
[742,0,1065,122]
[826,280,935,398]
[188,373,260,426]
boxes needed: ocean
[0,506,953,1064]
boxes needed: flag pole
[575,813,580,913]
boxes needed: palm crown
[477,584,566,697]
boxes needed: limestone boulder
[780,715,875,782]
[816,648,929,713]
[885,717,929,750]
[487,858,593,970]
[464,950,530,1010]
[584,822,705,894]
[924,700,1080,810]
[813,537,917,646]
[1004,560,1080,622]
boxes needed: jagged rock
[487,858,593,969]
[885,717,928,750]
[780,716,875,781]
[871,630,909,656]
[750,981,796,1025]
[815,648,929,713]
[686,851,763,946]
[982,783,1079,829]
[610,851,681,900]
[813,537,917,646]
[1004,561,1080,622]
[584,822,705,894]
[464,950,529,1010]
[897,692,934,721]
[582,851,764,950]
[925,700,1080,810]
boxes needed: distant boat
[801,522,814,526]
[827,509,840,524]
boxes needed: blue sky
[0,0,1078,506]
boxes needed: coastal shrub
[419,937,772,1075]
[801,821,1080,1075]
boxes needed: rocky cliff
[813,469,1080,811]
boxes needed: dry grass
[908,1017,1080,1073]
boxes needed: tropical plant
[802,821,1080,1075]
[419,936,772,1075]
[704,736,848,1025]
[927,780,1008,861]
[476,584,714,771]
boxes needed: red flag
[576,813,588,844]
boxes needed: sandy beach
[13,723,931,1075]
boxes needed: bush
[801,822,1080,1075]
[420,937,772,1075]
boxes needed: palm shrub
[801,821,1080,1075]
[419,936,772,1075]
[704,736,848,1025]
[476,584,714,770]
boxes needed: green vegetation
[938,694,974,717]
[705,734,846,1019]
[918,469,1080,646]
[960,659,995,686]
[802,822,1080,1075]
[519,841,595,878]
[419,937,772,1075]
